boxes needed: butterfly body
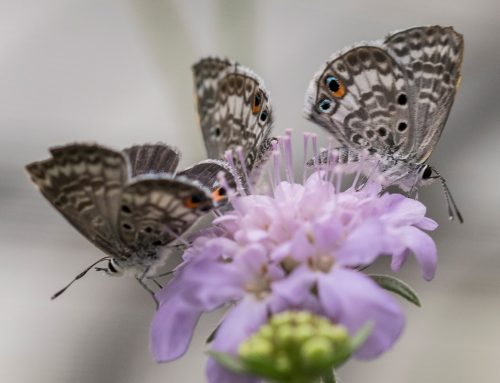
[305,26,463,218]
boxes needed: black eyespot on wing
[252,91,263,114]
[191,194,203,203]
[214,127,221,137]
[318,98,331,112]
[121,205,132,214]
[325,76,340,92]
[324,75,346,98]
[397,122,408,132]
[397,93,407,106]
[260,110,269,122]
[122,223,133,231]
[377,127,387,137]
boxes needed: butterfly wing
[123,143,181,177]
[192,57,274,176]
[383,25,464,163]
[25,143,128,256]
[304,44,413,159]
[192,56,233,126]
[177,159,239,191]
[116,174,213,255]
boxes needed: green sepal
[330,322,373,368]
[208,351,290,382]
[370,274,421,307]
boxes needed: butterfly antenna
[432,168,464,223]
[51,256,111,300]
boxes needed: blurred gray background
[1,0,499,382]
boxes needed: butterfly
[304,25,464,222]
[26,142,234,299]
[192,56,276,191]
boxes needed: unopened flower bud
[236,311,357,383]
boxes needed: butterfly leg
[136,267,159,308]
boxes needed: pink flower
[150,132,438,382]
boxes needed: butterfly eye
[183,194,210,211]
[325,75,346,98]
[252,91,263,114]
[318,98,332,112]
[259,110,269,122]
[421,165,433,180]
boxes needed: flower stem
[321,368,336,383]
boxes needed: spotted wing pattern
[193,57,274,176]
[305,45,412,158]
[25,144,127,256]
[192,57,232,122]
[177,159,238,190]
[26,143,217,271]
[305,25,463,164]
[123,144,181,177]
[116,175,213,259]
[384,26,463,162]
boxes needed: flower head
[150,131,438,382]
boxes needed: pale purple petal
[415,217,439,231]
[212,297,268,353]
[391,226,437,280]
[206,358,260,383]
[150,297,202,362]
[336,220,383,267]
[310,214,343,250]
[380,194,427,226]
[288,228,316,262]
[272,266,316,305]
[317,268,405,359]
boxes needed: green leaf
[207,351,247,374]
[370,274,421,307]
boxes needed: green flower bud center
[237,311,351,382]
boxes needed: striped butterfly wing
[116,175,214,259]
[305,44,414,159]
[192,57,274,181]
[123,143,181,177]
[383,25,464,163]
[26,143,128,256]
[177,159,239,191]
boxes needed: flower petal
[272,266,316,306]
[317,268,405,359]
[211,296,269,353]
[391,226,437,281]
[206,358,260,383]
[336,220,383,267]
[150,297,202,362]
